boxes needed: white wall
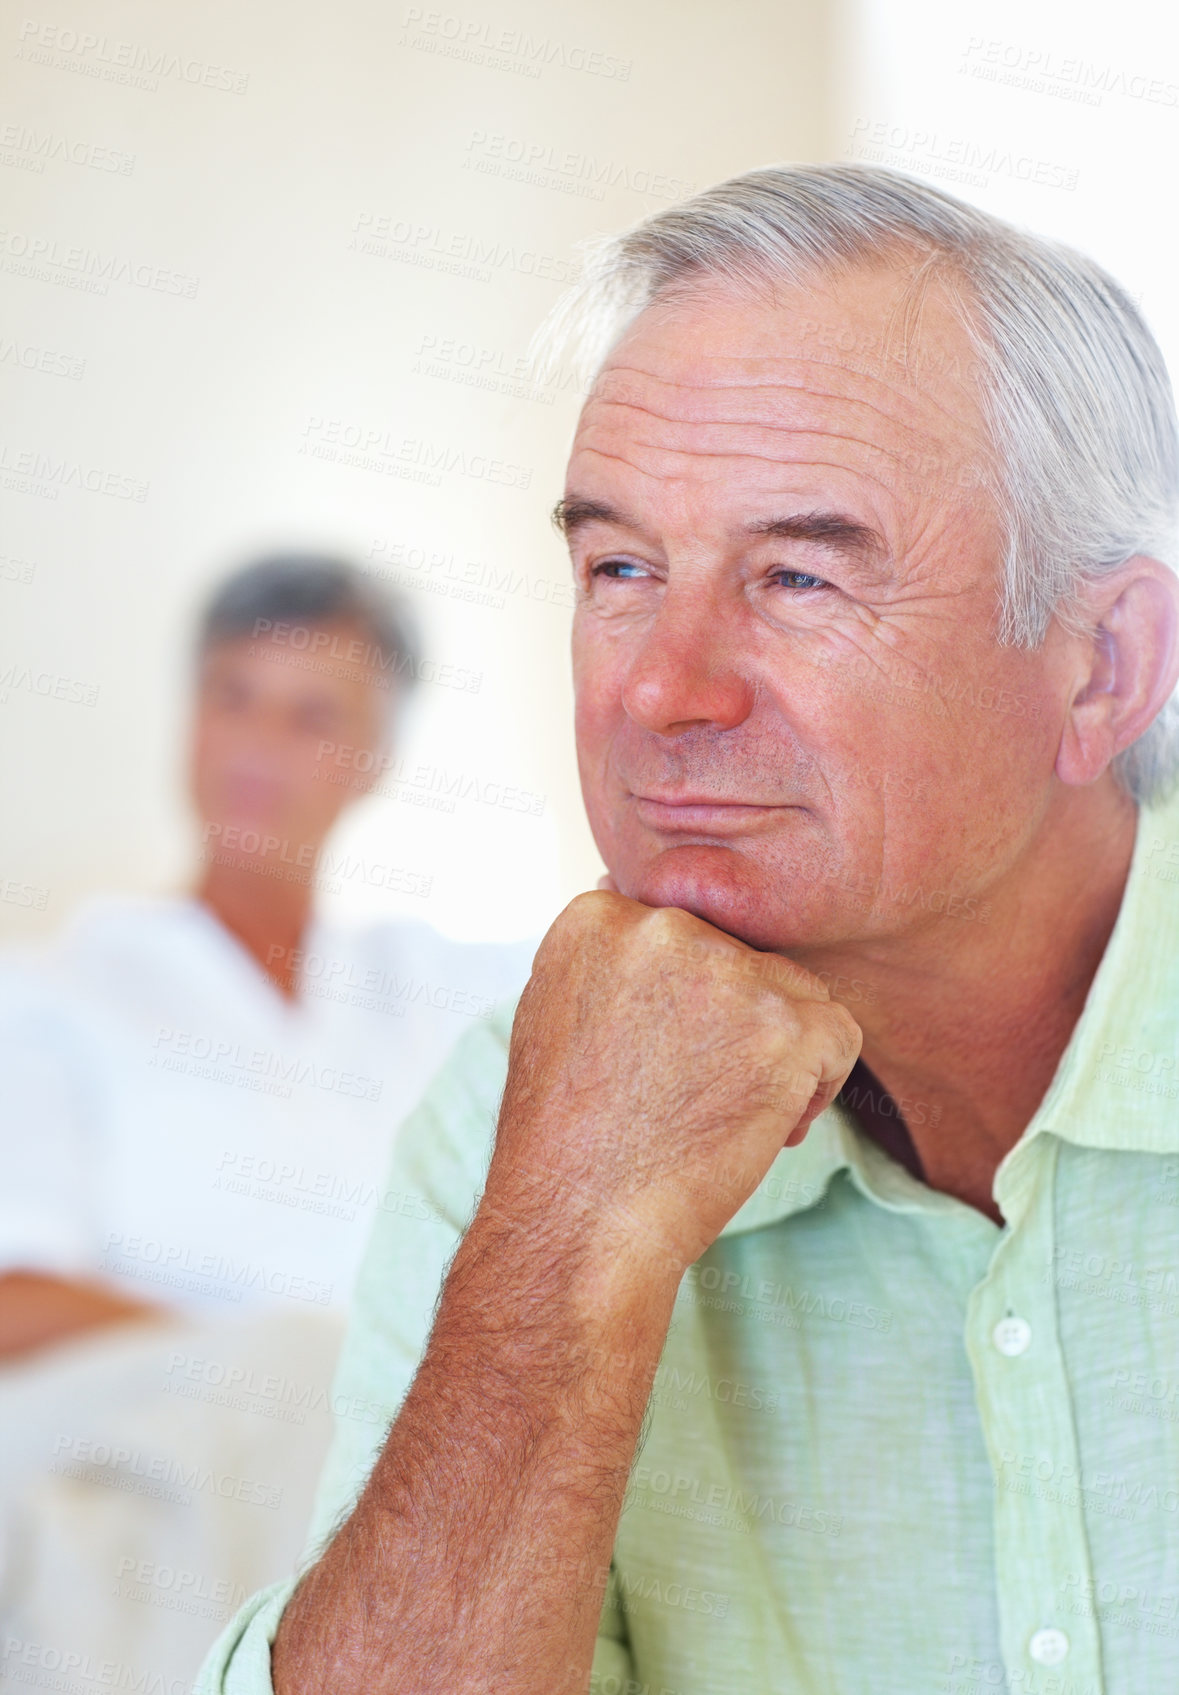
[840,0,1179,386]
[0,0,837,944]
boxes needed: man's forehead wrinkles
[601,352,916,399]
[597,355,969,436]
[576,415,922,475]
[586,381,951,462]
[569,441,910,511]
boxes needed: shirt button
[992,1316,1032,1356]
[1029,1628,1069,1665]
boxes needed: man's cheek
[574,757,631,873]
[572,684,632,801]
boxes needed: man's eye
[590,559,649,580]
[771,569,829,590]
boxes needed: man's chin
[617,845,806,952]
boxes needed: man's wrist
[449,1179,683,1398]
[474,1164,685,1306]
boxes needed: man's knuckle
[642,904,691,946]
[834,1003,863,1049]
[568,888,611,922]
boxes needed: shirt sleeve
[0,965,96,1277]
[590,1565,637,1689]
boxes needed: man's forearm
[271,1193,681,1695]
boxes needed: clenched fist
[485,891,862,1279]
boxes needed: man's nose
[620,591,755,735]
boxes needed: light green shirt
[198,788,1179,1695]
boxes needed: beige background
[2,0,1176,945]
[0,0,838,945]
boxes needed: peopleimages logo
[299,416,532,492]
[1,1635,191,1694]
[15,18,250,93]
[316,740,547,817]
[112,1554,247,1623]
[849,118,1079,192]
[462,129,693,203]
[0,337,85,378]
[0,661,100,705]
[262,948,498,1021]
[348,213,575,286]
[0,122,135,174]
[250,616,483,694]
[958,35,1179,109]
[1,877,49,910]
[0,441,148,501]
[212,1153,450,1232]
[100,1229,335,1307]
[149,1024,384,1100]
[398,8,632,82]
[628,1462,844,1539]
[50,1433,282,1509]
[0,227,199,296]
[164,1346,388,1426]
[367,536,575,612]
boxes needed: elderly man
[199,166,1179,1695]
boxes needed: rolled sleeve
[590,1564,636,1689]
[199,1574,635,1695]
[193,1577,297,1695]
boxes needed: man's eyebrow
[745,511,889,566]
[551,497,641,538]
[551,499,890,571]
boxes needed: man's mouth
[628,791,795,834]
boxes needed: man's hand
[490,891,862,1277]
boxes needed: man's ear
[1056,557,1179,787]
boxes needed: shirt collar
[1003,780,1179,1161]
[721,782,1179,1241]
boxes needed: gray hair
[196,552,422,705]
[537,163,1179,803]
